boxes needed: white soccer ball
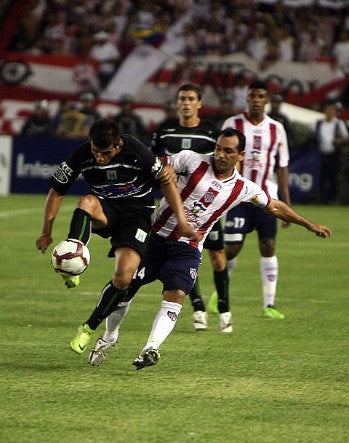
[51,239,90,276]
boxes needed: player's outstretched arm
[266,199,331,238]
[36,188,64,253]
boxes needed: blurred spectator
[79,93,102,127]
[113,94,149,144]
[210,96,235,130]
[259,38,281,71]
[72,55,100,97]
[20,100,53,137]
[52,99,70,133]
[268,93,295,151]
[89,31,120,89]
[231,74,249,114]
[332,30,349,73]
[157,99,178,131]
[312,100,349,203]
[268,94,291,135]
[55,102,90,139]
[246,23,268,62]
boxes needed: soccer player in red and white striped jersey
[219,80,291,319]
[88,128,331,369]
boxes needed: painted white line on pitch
[0,205,75,219]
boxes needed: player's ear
[197,100,202,110]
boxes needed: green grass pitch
[0,194,348,442]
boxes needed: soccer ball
[51,239,90,276]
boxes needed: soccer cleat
[262,305,285,319]
[70,324,94,354]
[219,311,233,333]
[62,274,80,289]
[88,337,118,366]
[193,310,208,331]
[208,290,219,314]
[133,347,160,370]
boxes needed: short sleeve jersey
[152,150,270,251]
[222,112,289,199]
[50,134,163,208]
[151,119,218,156]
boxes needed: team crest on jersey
[190,268,197,280]
[211,180,222,191]
[203,192,214,203]
[107,170,117,180]
[181,139,191,150]
[167,311,178,321]
[53,162,73,183]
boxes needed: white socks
[103,301,131,343]
[260,256,278,308]
[143,301,182,351]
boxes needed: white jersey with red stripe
[152,151,270,251]
[222,112,289,198]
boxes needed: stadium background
[0,2,348,442]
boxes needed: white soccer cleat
[88,336,118,366]
[219,311,233,333]
[133,347,160,370]
[193,310,208,331]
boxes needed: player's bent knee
[226,244,242,260]
[77,194,100,212]
[209,250,227,272]
[163,290,186,304]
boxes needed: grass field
[0,194,348,443]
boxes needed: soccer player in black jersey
[151,83,232,332]
[35,118,200,355]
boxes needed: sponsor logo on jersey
[53,162,73,183]
[167,311,178,321]
[211,180,222,191]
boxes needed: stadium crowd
[5,0,349,74]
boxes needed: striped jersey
[153,150,270,251]
[151,119,218,156]
[222,112,289,198]
[50,134,163,209]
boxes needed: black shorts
[92,199,153,258]
[126,233,201,299]
[224,203,277,244]
[203,219,225,250]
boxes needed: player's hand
[308,224,332,238]
[177,221,203,242]
[36,234,53,253]
[158,164,177,186]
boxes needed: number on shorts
[233,217,245,228]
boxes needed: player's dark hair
[248,80,269,92]
[177,83,202,101]
[218,127,246,153]
[89,119,121,149]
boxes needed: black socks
[68,208,91,244]
[86,281,128,330]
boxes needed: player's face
[247,88,269,117]
[91,140,121,165]
[177,90,202,119]
[213,135,244,176]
